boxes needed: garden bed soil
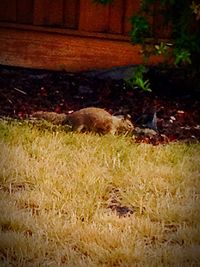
[0,65,199,144]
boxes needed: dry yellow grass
[0,119,200,266]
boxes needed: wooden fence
[0,0,167,71]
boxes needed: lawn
[0,119,200,266]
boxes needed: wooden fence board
[0,0,167,71]
[33,0,63,26]
[123,0,140,34]
[17,0,33,24]
[33,0,48,25]
[109,0,124,34]
[0,0,16,22]
[153,4,171,39]
[0,22,130,41]
[79,0,110,32]
[63,0,79,29]
[0,27,163,71]
[46,0,63,26]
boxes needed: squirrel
[31,107,134,135]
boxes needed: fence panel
[17,0,33,24]
[123,0,140,34]
[33,0,63,26]
[0,0,16,22]
[79,0,110,32]
[108,0,124,34]
[0,0,170,39]
[63,0,79,29]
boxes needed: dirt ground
[0,65,199,144]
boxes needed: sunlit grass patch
[0,119,200,266]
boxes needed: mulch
[0,65,199,144]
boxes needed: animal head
[113,114,134,133]
[121,117,134,132]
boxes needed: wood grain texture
[109,0,124,34]
[0,22,130,41]
[33,0,44,25]
[0,0,16,22]
[0,27,163,71]
[63,0,79,29]
[33,0,63,26]
[153,4,172,39]
[79,0,109,32]
[123,0,140,34]
[17,0,33,24]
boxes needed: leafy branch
[94,0,200,91]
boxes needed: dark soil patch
[0,65,199,143]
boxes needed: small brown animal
[31,107,134,135]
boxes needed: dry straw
[0,120,200,266]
